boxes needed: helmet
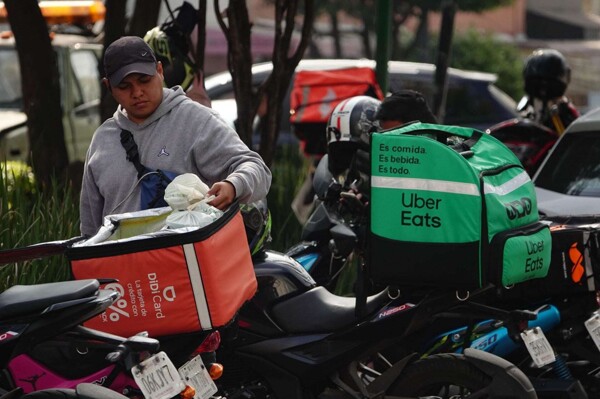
[240,199,272,256]
[326,96,381,174]
[523,49,571,101]
[144,19,196,90]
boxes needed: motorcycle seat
[0,279,100,320]
[270,286,390,333]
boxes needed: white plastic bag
[165,210,215,229]
[164,173,209,211]
[163,173,224,229]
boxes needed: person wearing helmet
[79,36,271,237]
[375,89,437,130]
[521,48,580,134]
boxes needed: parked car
[533,106,600,216]
[0,32,103,166]
[204,58,518,143]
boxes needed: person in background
[79,36,271,237]
[374,89,437,130]
[520,48,579,134]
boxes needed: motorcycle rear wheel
[389,353,493,398]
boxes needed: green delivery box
[369,123,551,289]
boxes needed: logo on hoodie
[158,146,169,157]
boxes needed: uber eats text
[401,193,442,228]
[525,240,545,273]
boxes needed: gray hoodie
[80,86,271,236]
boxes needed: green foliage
[450,29,523,101]
[266,145,307,252]
[405,29,524,101]
[0,161,79,290]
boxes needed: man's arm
[189,109,272,206]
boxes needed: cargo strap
[119,129,175,209]
[120,130,146,179]
[451,130,482,154]
[463,130,482,148]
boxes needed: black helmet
[144,2,198,90]
[326,96,381,174]
[523,49,571,101]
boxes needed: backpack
[369,122,551,290]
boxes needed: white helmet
[326,96,380,174]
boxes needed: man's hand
[207,181,236,210]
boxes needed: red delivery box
[67,203,257,338]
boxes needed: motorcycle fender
[463,348,537,399]
[77,383,128,399]
[366,353,419,396]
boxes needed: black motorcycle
[214,179,538,399]
[286,154,600,398]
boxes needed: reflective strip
[372,176,480,196]
[484,171,531,196]
[183,244,212,329]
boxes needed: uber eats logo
[525,239,545,273]
[401,193,442,228]
[504,197,532,220]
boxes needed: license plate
[585,311,600,352]
[178,355,218,399]
[132,352,185,399]
[521,327,556,368]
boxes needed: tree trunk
[129,0,162,38]
[258,0,315,167]
[195,0,207,71]
[329,9,342,58]
[99,0,127,122]
[360,20,372,59]
[414,7,430,62]
[215,0,259,147]
[216,0,314,166]
[4,0,69,188]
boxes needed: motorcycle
[0,267,222,399]
[0,233,539,399]
[211,159,538,398]
[486,117,558,177]
[286,154,599,398]
[216,248,537,398]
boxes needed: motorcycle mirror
[313,154,335,199]
[330,223,357,258]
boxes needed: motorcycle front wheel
[389,353,495,398]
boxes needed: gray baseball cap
[104,36,157,86]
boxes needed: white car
[205,59,518,146]
[0,33,102,166]
[533,106,600,217]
